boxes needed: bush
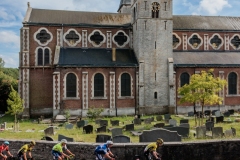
[86,106,104,120]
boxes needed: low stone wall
[1,139,240,160]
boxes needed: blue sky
[0,0,239,68]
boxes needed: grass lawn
[0,114,239,143]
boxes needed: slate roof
[118,0,131,12]
[174,52,240,67]
[56,48,138,67]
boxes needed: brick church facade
[19,0,240,117]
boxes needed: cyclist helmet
[156,138,164,144]
[3,141,9,145]
[61,139,68,144]
[106,140,113,145]
[30,141,36,146]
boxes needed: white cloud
[196,0,231,15]
[0,53,18,68]
[0,30,19,48]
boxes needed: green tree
[178,69,227,126]
[0,57,5,70]
[6,85,24,131]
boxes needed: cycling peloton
[94,140,115,160]
[52,139,75,160]
[17,140,36,160]
[144,138,164,160]
[0,141,13,160]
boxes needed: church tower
[131,0,175,114]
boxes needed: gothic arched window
[37,48,43,66]
[94,73,104,97]
[121,73,131,96]
[180,72,190,87]
[66,73,77,97]
[44,48,50,65]
[37,48,50,66]
[152,2,160,18]
[228,72,237,95]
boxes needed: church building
[19,0,240,117]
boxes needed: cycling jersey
[95,143,110,155]
[18,144,33,153]
[52,143,67,153]
[144,142,157,152]
[0,145,9,153]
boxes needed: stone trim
[91,72,107,99]
[224,34,229,50]
[226,71,239,96]
[82,72,88,109]
[107,31,112,48]
[173,33,181,49]
[204,34,209,51]
[112,30,130,48]
[118,72,134,99]
[109,72,115,109]
[22,27,29,52]
[230,34,240,50]
[188,33,203,50]
[23,69,29,109]
[82,30,88,48]
[34,46,52,66]
[63,29,81,47]
[33,27,53,46]
[209,33,224,50]
[53,72,60,110]
[218,71,225,105]
[88,29,106,47]
[57,29,63,46]
[182,34,187,51]
[63,72,79,99]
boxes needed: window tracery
[152,2,160,18]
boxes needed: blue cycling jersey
[95,143,110,154]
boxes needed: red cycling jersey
[0,145,9,153]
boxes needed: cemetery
[1,110,240,159]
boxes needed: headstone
[206,117,215,123]
[55,115,66,122]
[163,126,189,138]
[112,135,131,143]
[224,129,233,137]
[231,127,236,136]
[95,119,101,124]
[44,127,54,136]
[65,123,73,129]
[204,110,211,116]
[169,119,177,127]
[131,131,143,136]
[196,111,203,118]
[205,121,214,131]
[96,126,107,133]
[179,123,190,128]
[188,112,194,117]
[110,120,119,126]
[41,136,54,141]
[216,116,224,123]
[111,128,123,137]
[156,115,163,121]
[125,124,134,131]
[215,111,222,117]
[164,114,171,120]
[58,134,74,142]
[228,109,234,115]
[83,125,93,134]
[144,118,152,124]
[153,123,165,128]
[212,127,223,138]
[180,119,189,124]
[133,118,141,125]
[212,110,219,116]
[196,126,206,139]
[223,111,230,117]
[0,123,6,130]
[77,120,88,128]
[96,134,111,143]
[139,128,181,142]
[99,120,108,127]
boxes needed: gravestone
[83,125,93,134]
[44,126,54,136]
[188,112,194,117]
[125,124,134,131]
[112,135,131,143]
[96,126,107,133]
[224,129,233,137]
[169,119,177,127]
[223,111,230,117]
[54,115,66,122]
[231,127,236,136]
[205,121,214,131]
[204,110,211,116]
[131,131,143,136]
[144,118,152,124]
[111,128,123,137]
[65,123,73,129]
[95,119,101,124]
[96,134,111,143]
[212,110,219,116]
[196,111,203,118]
[77,120,88,128]
[228,109,234,115]
[196,126,206,139]
[110,120,119,126]
[216,116,224,123]
[139,128,181,142]
[153,123,165,128]
[164,114,171,120]
[41,136,54,141]
[99,120,108,127]
[163,126,189,138]
[58,134,74,142]
[215,111,222,117]
[212,127,223,138]
[0,123,6,130]
[179,123,190,128]
[156,115,163,121]
[206,117,215,123]
[180,119,189,124]
[133,118,141,125]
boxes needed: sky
[0,0,239,68]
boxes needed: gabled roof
[56,48,138,67]
[174,52,240,67]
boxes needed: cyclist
[94,140,115,160]
[144,138,164,160]
[0,141,13,160]
[52,139,75,160]
[17,140,36,160]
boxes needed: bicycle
[52,155,75,160]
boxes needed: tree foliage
[6,85,24,131]
[0,58,5,70]
[3,68,19,80]
[178,69,227,126]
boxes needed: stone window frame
[230,34,240,50]
[151,2,160,18]
[33,27,53,46]
[88,30,106,47]
[209,33,223,50]
[63,29,81,47]
[63,72,79,99]
[227,72,238,96]
[173,33,181,49]
[118,72,134,99]
[188,33,203,50]
[112,30,130,48]
[91,72,107,99]
[34,46,52,66]
[180,72,190,87]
